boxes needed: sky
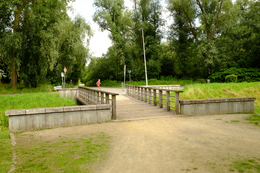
[67,0,172,58]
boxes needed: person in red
[96,79,101,90]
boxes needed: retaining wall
[5,104,111,133]
[59,88,78,101]
[180,97,256,115]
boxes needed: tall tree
[93,0,133,80]
[166,0,235,76]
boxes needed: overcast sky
[67,0,172,58]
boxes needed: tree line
[85,0,260,84]
[0,0,92,87]
[1,0,259,88]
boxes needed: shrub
[209,68,260,83]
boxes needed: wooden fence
[126,85,183,114]
[77,86,119,119]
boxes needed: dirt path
[16,113,260,173]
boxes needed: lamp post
[139,28,148,86]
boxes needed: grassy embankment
[179,82,260,113]
[0,93,78,173]
[0,83,76,95]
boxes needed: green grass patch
[246,114,260,126]
[0,93,78,172]
[14,132,111,172]
[231,158,260,172]
[230,120,240,122]
[0,93,77,128]
[0,130,13,173]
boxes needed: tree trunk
[11,54,17,88]
[11,5,22,88]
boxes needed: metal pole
[124,65,126,88]
[141,29,148,86]
[64,73,66,88]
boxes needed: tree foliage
[0,0,92,87]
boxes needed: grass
[0,130,13,173]
[0,83,76,95]
[13,132,111,172]
[0,93,78,172]
[179,82,260,113]
[89,78,204,87]
[231,158,260,172]
[0,92,78,128]
[246,114,260,126]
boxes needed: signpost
[128,70,131,85]
[61,72,64,88]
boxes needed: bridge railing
[126,85,183,114]
[77,86,119,119]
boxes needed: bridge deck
[90,87,175,120]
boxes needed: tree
[0,0,92,87]
[166,0,235,76]
[93,0,133,80]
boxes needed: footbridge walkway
[76,85,184,120]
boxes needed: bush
[209,68,260,83]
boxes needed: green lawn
[13,132,111,173]
[0,92,78,172]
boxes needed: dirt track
[16,113,260,173]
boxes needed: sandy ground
[16,113,260,173]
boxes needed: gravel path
[17,113,260,173]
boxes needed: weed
[230,158,260,173]
[246,114,260,126]
[231,120,240,122]
[193,168,198,170]
[216,119,222,120]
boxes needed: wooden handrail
[126,84,183,114]
[77,86,119,119]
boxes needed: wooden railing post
[153,89,157,106]
[141,88,143,101]
[175,92,180,114]
[159,90,163,108]
[144,88,147,102]
[166,91,170,111]
[106,94,109,104]
[112,95,116,119]
[97,92,100,104]
[148,88,151,104]
[138,87,140,100]
[101,93,104,104]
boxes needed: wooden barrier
[77,86,119,119]
[126,85,183,114]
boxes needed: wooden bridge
[76,85,183,120]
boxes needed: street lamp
[139,28,148,86]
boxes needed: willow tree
[0,0,92,87]
[166,0,235,75]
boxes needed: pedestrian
[96,79,101,90]
[70,79,73,85]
